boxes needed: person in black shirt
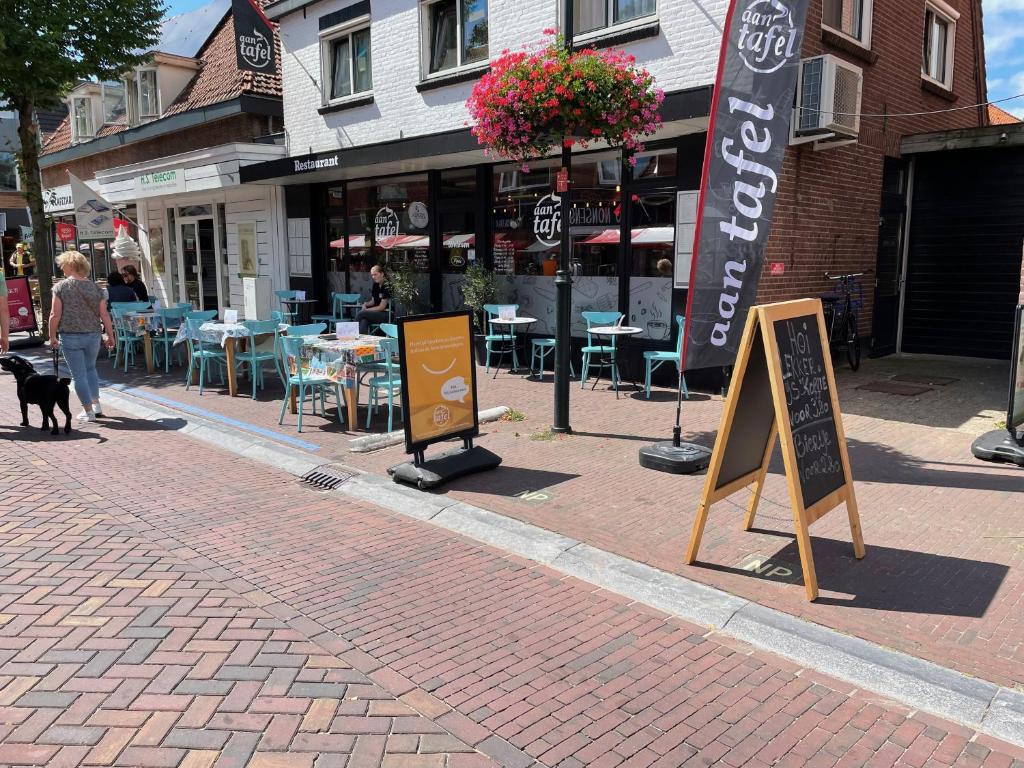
[356,264,391,334]
[121,264,149,301]
[105,272,138,304]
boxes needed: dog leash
[52,344,59,376]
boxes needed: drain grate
[299,464,355,491]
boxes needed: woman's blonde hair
[56,250,91,277]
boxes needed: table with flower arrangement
[122,310,160,374]
[294,334,388,426]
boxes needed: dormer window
[72,97,94,143]
[102,83,126,124]
[138,69,159,121]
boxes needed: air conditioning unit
[792,55,863,144]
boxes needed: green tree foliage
[0,0,163,329]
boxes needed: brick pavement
[63,347,1024,691]
[1,375,1023,766]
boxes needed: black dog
[0,355,73,435]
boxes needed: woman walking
[48,251,116,422]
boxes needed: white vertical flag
[69,172,115,240]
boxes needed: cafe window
[423,0,488,75]
[631,148,677,181]
[628,190,676,340]
[922,1,956,88]
[822,0,872,46]
[347,175,431,306]
[491,160,560,277]
[569,152,623,278]
[440,169,478,300]
[321,22,372,103]
[573,0,656,35]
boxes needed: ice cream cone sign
[112,224,142,272]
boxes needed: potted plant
[460,263,499,358]
[466,30,664,165]
[385,260,420,317]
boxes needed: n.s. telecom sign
[683,0,811,371]
[136,168,186,197]
[232,0,277,75]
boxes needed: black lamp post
[552,0,574,434]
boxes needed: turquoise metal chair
[110,306,147,372]
[183,317,226,394]
[277,335,344,433]
[174,302,193,310]
[644,315,689,400]
[285,322,327,338]
[482,303,519,373]
[271,310,288,325]
[312,292,361,329]
[185,309,217,322]
[529,338,575,378]
[580,311,623,390]
[378,323,398,339]
[153,307,187,372]
[238,320,283,399]
[275,289,300,321]
[364,337,402,433]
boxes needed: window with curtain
[426,0,488,73]
[922,6,954,86]
[138,70,159,119]
[72,97,93,141]
[573,0,655,34]
[822,0,869,42]
[323,26,372,101]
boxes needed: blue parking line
[17,352,320,452]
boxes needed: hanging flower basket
[466,30,665,166]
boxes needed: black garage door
[902,146,1024,359]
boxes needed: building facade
[239,0,986,369]
[39,0,289,317]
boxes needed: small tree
[385,260,420,317]
[0,0,163,332]
[460,263,498,331]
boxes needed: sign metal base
[971,430,1024,467]
[638,441,712,474]
[389,442,502,490]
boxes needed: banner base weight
[638,441,712,474]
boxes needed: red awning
[443,233,475,248]
[582,227,675,245]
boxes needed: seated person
[105,271,138,304]
[121,264,149,301]
[355,264,390,334]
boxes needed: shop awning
[329,235,367,249]
[582,227,675,245]
[443,233,475,248]
[379,235,430,249]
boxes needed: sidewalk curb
[348,406,511,452]
[101,383,1024,748]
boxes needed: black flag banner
[683,0,812,371]
[232,0,277,75]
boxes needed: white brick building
[241,0,724,357]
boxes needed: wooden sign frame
[685,299,864,600]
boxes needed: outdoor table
[587,325,643,398]
[489,316,537,379]
[123,310,158,374]
[174,321,251,397]
[298,334,387,427]
[282,298,318,324]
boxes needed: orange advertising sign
[398,311,479,453]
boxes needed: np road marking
[515,489,553,503]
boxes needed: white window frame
[318,15,373,106]
[568,0,659,42]
[71,96,94,143]
[137,68,161,121]
[124,76,139,126]
[922,0,957,89]
[820,0,873,49]
[420,0,489,79]
[100,82,126,126]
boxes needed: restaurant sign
[136,168,186,197]
[43,185,73,214]
[533,193,561,247]
[398,311,480,454]
[374,206,401,241]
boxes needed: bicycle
[821,271,868,372]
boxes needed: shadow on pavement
[444,465,581,496]
[697,536,1008,617]
[0,426,108,444]
[97,416,188,432]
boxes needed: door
[870,157,910,357]
[178,217,220,311]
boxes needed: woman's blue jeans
[59,332,102,406]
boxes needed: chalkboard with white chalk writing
[772,315,845,507]
[686,299,864,602]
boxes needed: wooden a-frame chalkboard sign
[685,298,865,601]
